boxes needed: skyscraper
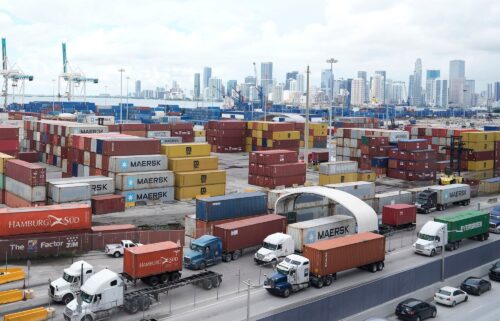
[296,73,305,93]
[449,60,465,106]
[321,69,333,99]
[245,76,256,86]
[193,73,200,100]
[425,70,440,106]
[370,74,383,104]
[464,79,476,107]
[203,67,212,89]
[351,78,365,106]
[260,62,273,95]
[272,84,283,103]
[285,71,298,90]
[411,59,423,106]
[226,80,237,96]
[135,80,141,98]
[441,80,448,107]
[494,82,500,102]
[357,71,368,103]
[208,77,222,100]
[375,71,386,104]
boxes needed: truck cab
[50,260,94,305]
[183,235,223,270]
[415,190,437,214]
[489,206,500,234]
[414,221,447,256]
[64,269,124,321]
[254,233,294,265]
[264,254,310,297]
[105,240,142,258]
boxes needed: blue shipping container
[371,157,389,168]
[196,192,268,222]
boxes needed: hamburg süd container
[123,241,183,279]
[114,171,174,191]
[196,192,267,222]
[108,155,168,173]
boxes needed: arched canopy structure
[274,186,378,232]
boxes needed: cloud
[0,0,499,96]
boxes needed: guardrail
[0,268,25,285]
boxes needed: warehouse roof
[274,186,379,232]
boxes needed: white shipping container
[159,137,183,144]
[325,181,376,200]
[147,131,171,138]
[387,130,410,143]
[119,187,174,203]
[185,214,196,238]
[194,137,206,143]
[49,183,92,203]
[287,215,356,251]
[319,161,358,175]
[115,170,174,191]
[4,177,46,202]
[47,176,114,196]
[84,115,115,125]
[374,191,412,214]
[108,155,168,173]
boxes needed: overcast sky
[1,0,499,96]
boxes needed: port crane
[58,42,98,101]
[1,37,34,111]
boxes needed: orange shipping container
[0,204,92,237]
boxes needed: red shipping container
[382,204,416,227]
[4,190,46,208]
[404,161,436,172]
[264,162,306,178]
[107,125,121,132]
[5,159,46,186]
[403,149,437,161]
[250,150,298,165]
[0,189,4,204]
[0,140,19,151]
[207,120,246,130]
[397,139,429,151]
[0,125,19,139]
[168,122,193,130]
[91,194,125,215]
[91,224,136,233]
[388,159,398,169]
[262,122,295,131]
[192,214,264,238]
[461,151,494,161]
[211,145,245,153]
[120,123,146,131]
[101,139,160,156]
[263,175,306,188]
[123,241,183,280]
[18,151,39,163]
[206,129,246,137]
[147,123,169,131]
[387,168,406,180]
[207,136,245,146]
[406,170,436,181]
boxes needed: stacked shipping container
[387,139,437,181]
[0,124,19,157]
[248,150,306,188]
[3,159,47,207]
[245,121,301,153]
[319,161,358,185]
[294,122,328,148]
[0,152,14,204]
[206,120,246,153]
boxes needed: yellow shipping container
[256,138,263,147]
[252,130,263,138]
[168,156,219,172]
[161,143,211,158]
[467,160,494,171]
[175,184,226,200]
[245,145,252,152]
[0,152,14,174]
[461,132,495,142]
[463,141,494,152]
[310,123,327,130]
[319,173,357,185]
[271,131,300,140]
[479,180,500,194]
[358,171,376,182]
[313,128,327,136]
[4,307,49,321]
[194,130,206,137]
[175,170,226,187]
[245,137,253,144]
[300,141,305,148]
[495,131,500,142]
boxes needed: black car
[395,298,437,321]
[460,277,492,295]
[489,261,500,281]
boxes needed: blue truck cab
[183,235,223,270]
[264,254,311,297]
[489,205,500,234]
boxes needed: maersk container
[324,181,375,200]
[4,177,46,202]
[108,155,167,173]
[429,184,471,205]
[47,176,114,196]
[119,187,174,203]
[287,215,356,251]
[374,191,412,214]
[435,210,489,243]
[115,171,174,191]
[319,161,358,175]
[196,192,267,222]
[49,183,92,203]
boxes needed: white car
[434,286,468,306]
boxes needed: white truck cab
[49,260,94,304]
[64,269,124,321]
[105,240,142,258]
[414,221,448,257]
[254,233,295,265]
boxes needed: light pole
[118,68,125,123]
[304,65,310,166]
[52,79,56,112]
[326,58,337,161]
[126,76,130,121]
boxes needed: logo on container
[127,178,135,187]
[121,161,128,169]
[7,215,81,230]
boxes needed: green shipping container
[435,210,489,243]
[0,173,4,189]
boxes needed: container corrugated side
[119,187,174,203]
[174,184,225,200]
[115,171,174,191]
[49,183,92,203]
[4,177,46,202]
[160,143,211,158]
[108,155,167,173]
[174,170,226,187]
[47,176,114,195]
[123,241,183,279]
[319,161,358,175]
[196,192,267,221]
[324,181,375,200]
[435,210,489,242]
[168,156,218,172]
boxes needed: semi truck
[184,214,286,270]
[414,210,490,256]
[415,184,470,213]
[254,233,295,265]
[378,204,417,235]
[264,232,385,297]
[49,260,94,304]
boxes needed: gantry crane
[1,38,34,111]
[58,42,98,101]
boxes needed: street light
[118,68,125,123]
[126,76,130,121]
[326,58,338,161]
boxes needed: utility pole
[304,65,310,166]
[118,68,124,123]
[126,76,130,121]
[326,58,338,161]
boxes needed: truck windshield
[263,242,277,250]
[277,267,289,275]
[190,244,203,252]
[418,233,435,241]
[416,197,427,204]
[491,214,500,220]
[81,291,93,303]
[63,272,75,283]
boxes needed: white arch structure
[274,186,379,232]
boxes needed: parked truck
[415,184,470,213]
[184,214,286,269]
[49,260,94,305]
[414,210,490,256]
[254,233,294,265]
[105,240,142,258]
[264,232,385,297]
[378,204,417,235]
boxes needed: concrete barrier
[3,307,49,321]
[0,289,24,305]
[0,267,25,285]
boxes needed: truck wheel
[170,272,181,282]
[113,251,121,258]
[282,288,291,298]
[316,279,324,288]
[199,262,206,270]
[81,315,93,321]
[437,205,442,211]
[148,276,160,286]
[430,249,436,257]
[203,279,213,290]
[223,254,232,262]
[138,296,151,311]
[232,250,241,260]
[212,276,221,288]
[324,276,333,286]
[377,262,384,271]
[370,264,377,273]
[160,274,169,284]
[62,293,74,305]
[125,299,140,314]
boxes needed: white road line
[469,304,485,313]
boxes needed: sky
[1,0,500,96]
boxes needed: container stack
[0,124,20,157]
[46,176,115,206]
[293,122,328,148]
[161,143,225,200]
[373,191,412,214]
[358,135,394,178]
[318,161,358,185]
[168,122,194,143]
[3,159,46,207]
[387,139,437,181]
[194,125,206,143]
[206,120,246,153]
[460,131,496,180]
[248,150,306,188]
[334,117,380,129]
[120,123,147,137]
[0,152,15,204]
[246,121,301,153]
[185,192,267,240]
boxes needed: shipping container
[319,173,358,185]
[185,213,264,238]
[249,150,298,165]
[0,204,92,237]
[160,143,211,158]
[119,187,174,203]
[48,183,92,203]
[91,224,136,233]
[101,138,160,156]
[213,214,287,253]
[374,191,412,214]
[5,160,46,187]
[108,155,168,173]
[0,152,15,173]
[196,192,267,221]
[263,162,306,178]
[91,194,125,215]
[114,171,174,191]
[123,241,183,281]
[174,170,226,187]
[4,177,46,202]
[435,210,490,243]
[324,181,375,200]
[287,215,356,251]
[168,156,218,172]
[382,204,416,227]
[174,184,225,200]
[48,176,114,196]
[319,161,358,175]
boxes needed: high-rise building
[245,76,256,86]
[494,82,500,102]
[272,84,283,103]
[285,71,298,90]
[203,67,212,89]
[207,77,222,100]
[410,59,423,106]
[226,80,237,96]
[425,70,440,106]
[135,80,141,98]
[370,74,383,104]
[351,78,366,106]
[441,80,448,107]
[321,69,333,98]
[375,71,386,103]
[487,83,493,102]
[345,79,352,107]
[261,62,273,95]
[465,79,476,107]
[296,73,305,93]
[357,71,368,103]
[389,81,407,105]
[408,75,414,103]
[435,80,442,107]
[449,60,465,106]
[193,73,200,100]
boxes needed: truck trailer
[415,184,470,213]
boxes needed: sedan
[433,286,468,306]
[489,260,500,282]
[395,298,437,321]
[460,277,492,296]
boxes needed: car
[489,260,500,281]
[395,298,437,321]
[433,286,468,306]
[460,277,492,295]
[489,205,500,233]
